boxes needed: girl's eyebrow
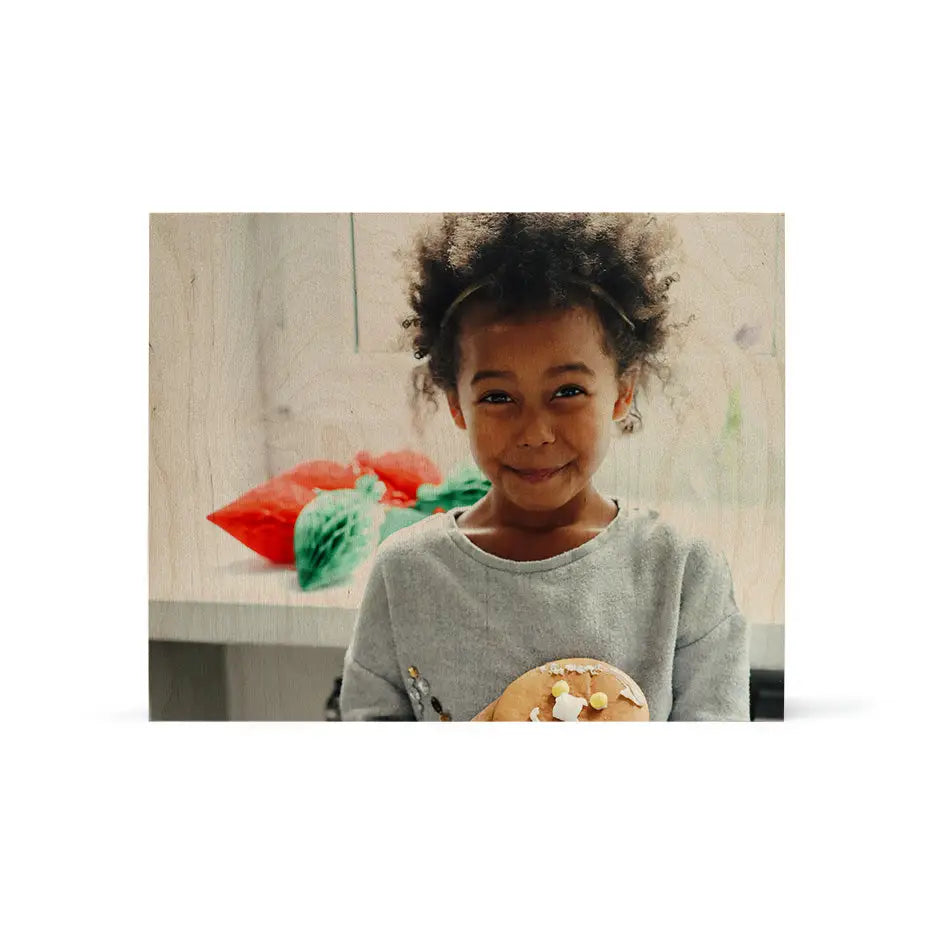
[470,362,596,386]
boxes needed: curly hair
[401,213,680,435]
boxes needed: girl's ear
[612,370,639,422]
[446,391,467,430]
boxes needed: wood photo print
[149,213,784,721]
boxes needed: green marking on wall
[723,387,742,438]
[350,213,360,353]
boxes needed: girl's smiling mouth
[509,463,570,482]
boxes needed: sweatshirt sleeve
[669,540,750,721]
[339,552,414,721]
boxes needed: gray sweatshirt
[340,499,750,721]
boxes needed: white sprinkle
[619,681,647,707]
[552,692,587,722]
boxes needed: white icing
[548,663,604,675]
[618,680,647,708]
[529,707,541,721]
[552,692,587,721]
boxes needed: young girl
[340,213,750,721]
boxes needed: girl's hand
[470,698,498,721]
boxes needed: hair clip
[438,274,636,335]
[567,277,636,332]
[439,276,497,334]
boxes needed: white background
[3,1,935,936]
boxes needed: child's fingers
[470,699,498,721]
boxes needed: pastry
[489,657,649,722]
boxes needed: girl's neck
[474,484,616,534]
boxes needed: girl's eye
[479,387,587,405]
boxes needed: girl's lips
[511,464,568,482]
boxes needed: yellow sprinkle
[590,692,609,710]
[551,680,570,697]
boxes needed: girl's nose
[516,408,556,447]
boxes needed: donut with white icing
[490,658,650,722]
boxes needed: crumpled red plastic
[206,460,360,564]
[353,450,443,508]
[207,453,444,563]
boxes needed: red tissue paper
[206,460,360,564]
[353,450,443,507]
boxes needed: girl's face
[446,303,636,525]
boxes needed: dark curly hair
[401,213,680,435]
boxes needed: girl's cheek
[474,422,502,448]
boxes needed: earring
[618,400,642,433]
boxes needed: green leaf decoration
[294,474,386,590]
[378,507,429,544]
[414,463,491,514]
